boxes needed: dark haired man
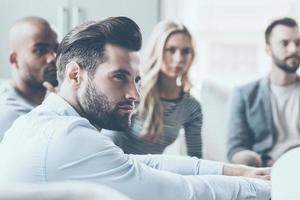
[228,17,300,167]
[0,16,58,141]
[0,17,270,199]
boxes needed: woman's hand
[223,164,271,181]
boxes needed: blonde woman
[104,20,202,158]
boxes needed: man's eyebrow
[34,42,59,51]
[111,69,131,76]
[33,42,48,47]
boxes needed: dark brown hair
[56,16,142,83]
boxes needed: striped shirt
[103,93,202,158]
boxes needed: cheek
[272,50,285,60]
[184,55,192,65]
[272,47,286,55]
[97,81,122,100]
[160,63,170,74]
[164,55,172,64]
[162,54,172,67]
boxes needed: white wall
[162,0,300,86]
[0,0,161,78]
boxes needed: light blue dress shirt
[0,93,270,200]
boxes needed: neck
[158,74,182,99]
[57,84,102,133]
[58,84,85,117]
[12,78,46,105]
[269,65,299,86]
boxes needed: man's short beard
[273,54,300,74]
[43,64,58,87]
[26,75,45,92]
[277,62,299,73]
[79,79,130,131]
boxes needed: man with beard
[0,17,271,199]
[0,16,58,141]
[227,17,300,167]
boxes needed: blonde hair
[138,20,195,141]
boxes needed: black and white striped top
[103,93,203,158]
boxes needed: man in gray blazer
[227,17,300,167]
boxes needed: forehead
[270,25,300,42]
[96,44,140,74]
[165,32,191,47]
[25,23,57,44]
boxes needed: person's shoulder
[234,77,267,96]
[0,84,33,111]
[182,93,201,107]
[238,77,267,90]
[0,105,21,123]
[183,93,199,101]
[0,83,15,101]
[46,116,124,166]
[31,108,94,133]
[37,111,106,143]
[178,93,202,117]
[0,87,27,125]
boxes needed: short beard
[277,63,299,73]
[78,79,130,131]
[273,54,300,74]
[43,64,58,87]
[26,75,45,92]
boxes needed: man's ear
[9,52,18,67]
[265,44,271,56]
[65,61,82,86]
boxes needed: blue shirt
[0,93,270,200]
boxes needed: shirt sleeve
[131,154,223,175]
[46,123,270,200]
[227,88,255,161]
[184,98,203,158]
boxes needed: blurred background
[1,0,300,162]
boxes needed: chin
[119,118,131,130]
[108,117,131,131]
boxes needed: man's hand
[223,164,271,181]
[231,150,263,167]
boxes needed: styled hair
[138,20,195,141]
[265,17,298,44]
[56,16,142,83]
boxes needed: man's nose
[288,42,298,54]
[46,51,56,63]
[125,85,140,102]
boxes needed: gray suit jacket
[227,78,275,161]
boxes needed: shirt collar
[42,93,81,117]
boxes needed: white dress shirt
[0,93,270,200]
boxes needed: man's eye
[135,76,141,86]
[134,76,140,84]
[113,74,127,82]
[281,41,289,47]
[53,44,59,53]
[35,46,48,55]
